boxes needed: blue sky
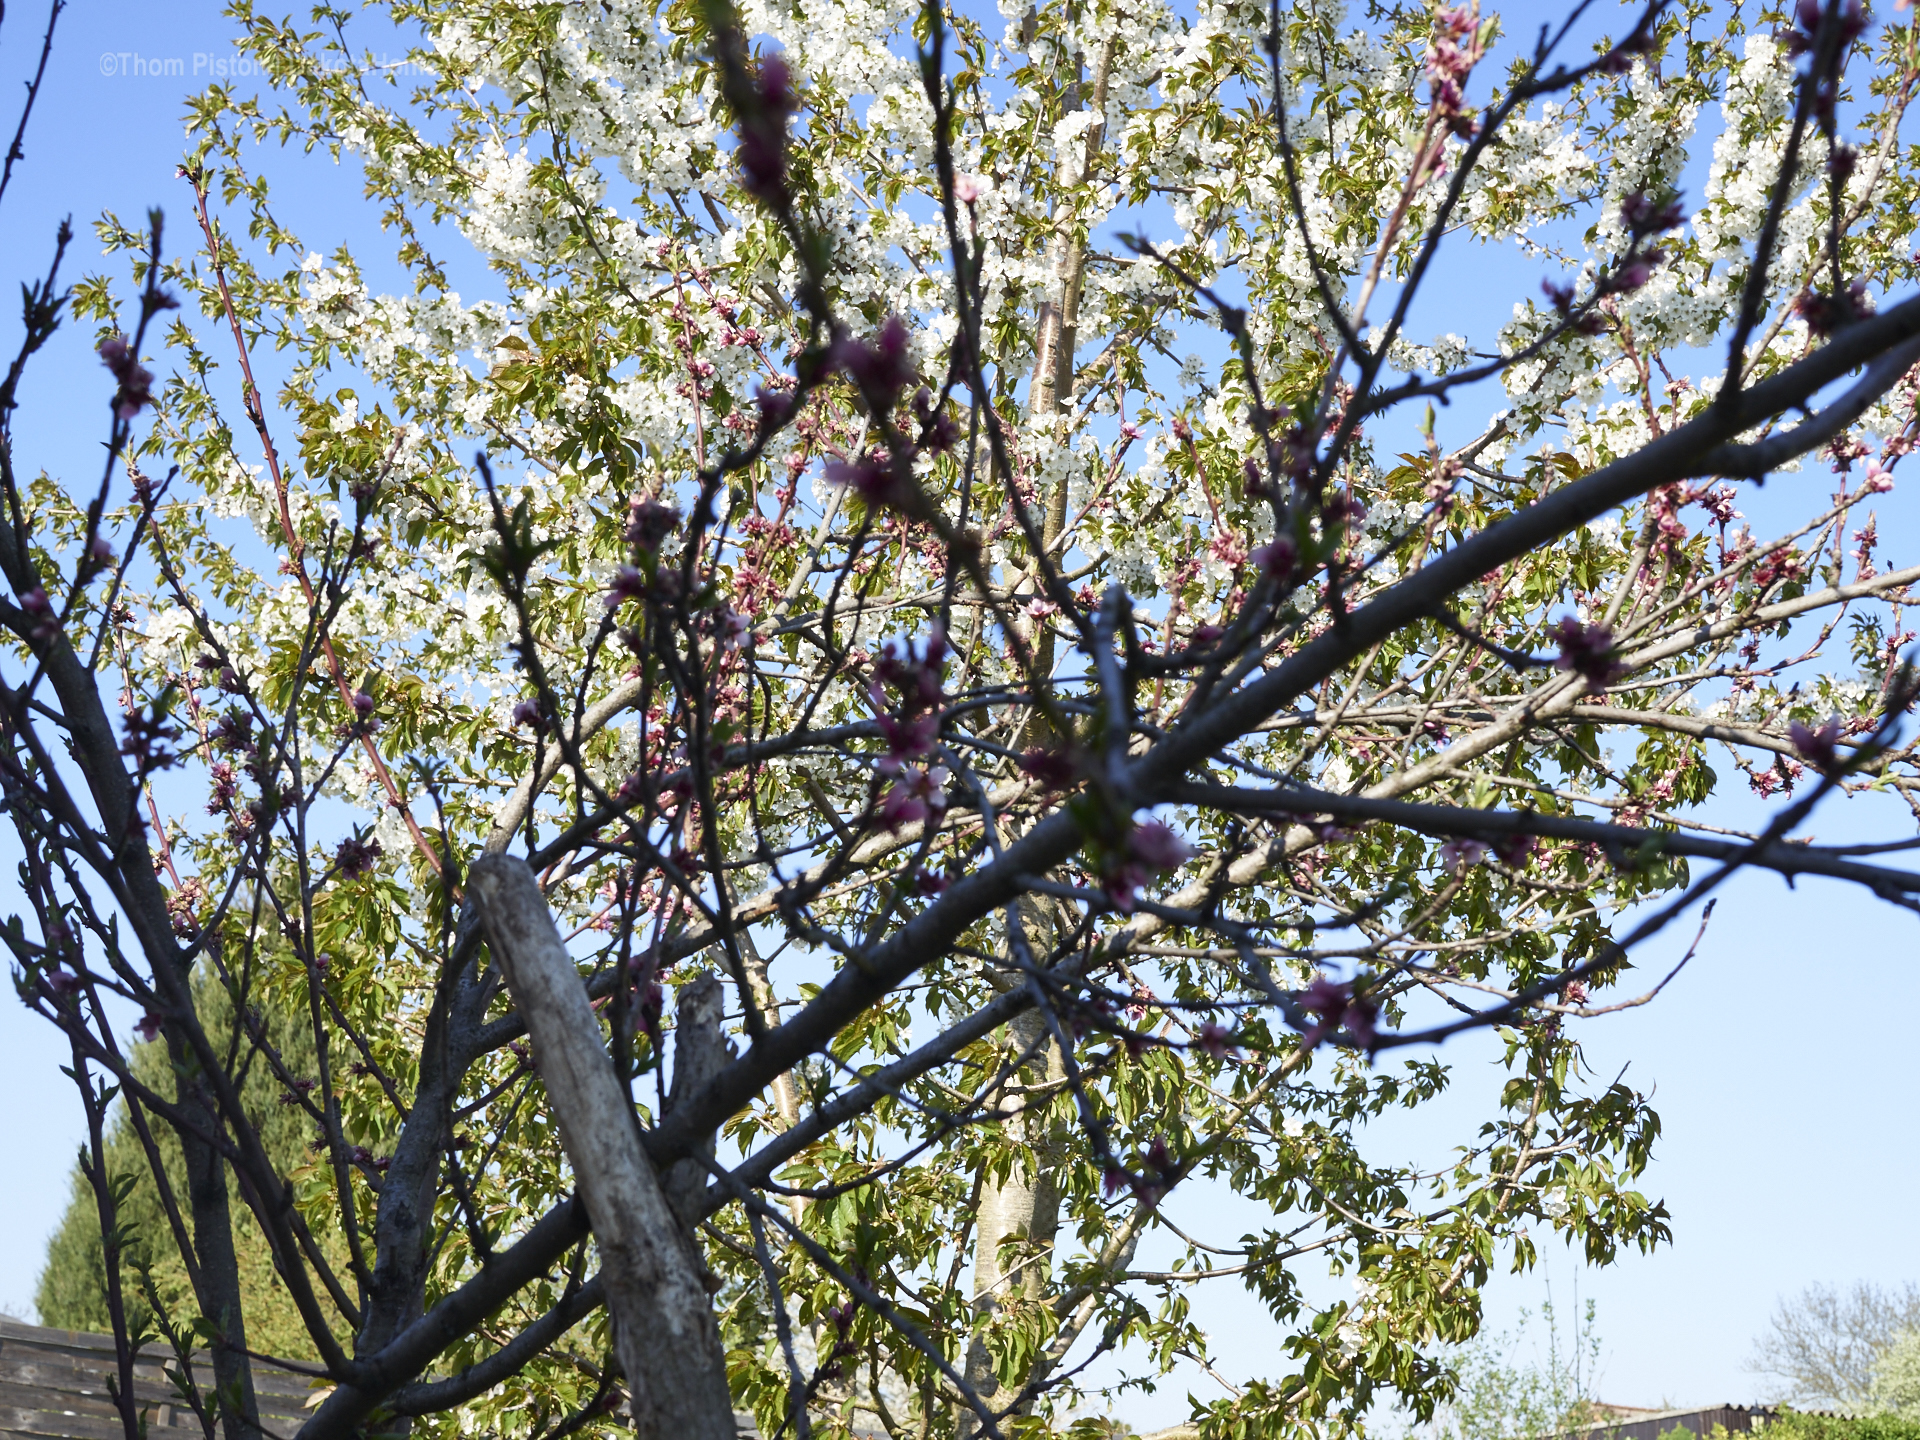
[1,0,1917,1426]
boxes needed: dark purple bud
[1551,616,1628,694]
[1195,1022,1236,1060]
[1251,536,1298,579]
[1493,833,1537,867]
[1294,974,1380,1050]
[1017,746,1078,791]
[606,565,650,607]
[754,385,797,434]
[334,833,383,880]
[824,457,903,510]
[625,497,681,550]
[1621,190,1685,235]
[831,316,916,402]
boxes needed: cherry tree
[7,0,1920,1435]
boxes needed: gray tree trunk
[959,1002,1065,1440]
[469,856,736,1440]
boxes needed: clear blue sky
[1,0,1916,1425]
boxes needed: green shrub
[1760,1413,1920,1440]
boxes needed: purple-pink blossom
[1294,975,1379,1050]
[605,565,649,608]
[1129,820,1192,871]
[1789,717,1843,773]
[625,497,681,550]
[1018,746,1078,792]
[737,55,798,203]
[99,335,154,419]
[1621,190,1685,235]
[825,457,904,510]
[832,316,915,404]
[879,764,949,831]
[1551,617,1628,694]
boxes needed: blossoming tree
[9,0,1920,1435]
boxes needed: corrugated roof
[1567,1403,1778,1440]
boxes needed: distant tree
[1417,1301,1603,1440]
[1748,1284,1920,1412]
[1872,1331,1920,1421]
[35,978,343,1361]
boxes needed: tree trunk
[469,855,736,1440]
[958,1002,1066,1440]
[960,37,1118,1435]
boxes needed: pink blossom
[1294,975,1379,1050]
[99,335,154,419]
[625,497,681,550]
[874,710,939,772]
[832,316,915,402]
[953,173,992,205]
[1251,536,1298,578]
[1789,717,1843,773]
[1194,1021,1237,1060]
[1697,485,1741,526]
[713,605,752,650]
[1438,837,1487,872]
[1018,746,1077,791]
[825,457,904,510]
[605,565,649,608]
[1551,617,1627,694]
[1129,820,1192,871]
[879,764,949,831]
